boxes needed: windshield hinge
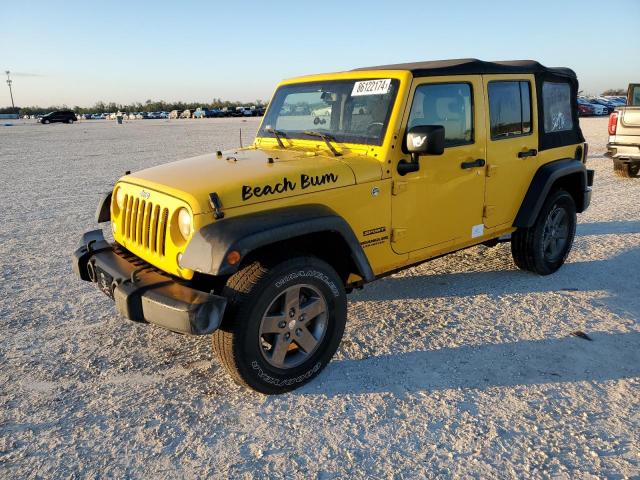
[209,192,225,219]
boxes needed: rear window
[631,85,640,106]
[542,82,574,132]
[488,81,532,140]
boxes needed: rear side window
[408,83,473,147]
[631,85,640,106]
[488,81,532,139]
[542,82,574,132]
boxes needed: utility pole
[5,71,15,111]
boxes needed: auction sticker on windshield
[351,79,392,96]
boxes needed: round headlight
[115,188,126,210]
[177,208,192,239]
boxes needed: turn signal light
[583,143,588,164]
[226,250,241,265]
[608,112,618,135]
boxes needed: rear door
[482,74,539,228]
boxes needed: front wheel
[212,256,347,394]
[511,189,577,275]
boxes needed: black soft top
[354,58,584,152]
[353,58,577,79]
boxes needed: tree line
[0,98,267,115]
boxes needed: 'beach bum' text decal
[242,173,339,201]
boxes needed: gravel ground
[1,117,638,479]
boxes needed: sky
[2,0,639,107]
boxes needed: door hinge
[392,181,408,195]
[486,164,499,177]
[391,228,407,242]
[483,205,496,220]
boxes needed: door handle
[518,149,537,158]
[460,159,485,169]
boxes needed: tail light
[608,112,618,135]
[583,143,588,163]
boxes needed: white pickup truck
[607,83,640,177]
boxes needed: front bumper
[72,230,226,335]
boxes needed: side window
[408,83,473,147]
[488,81,532,139]
[542,82,573,132]
[630,85,640,106]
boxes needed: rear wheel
[614,161,639,178]
[511,189,576,275]
[212,256,347,394]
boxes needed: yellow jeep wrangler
[73,59,594,394]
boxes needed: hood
[119,148,383,214]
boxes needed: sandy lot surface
[1,117,638,478]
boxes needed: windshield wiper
[302,131,342,157]
[265,126,287,149]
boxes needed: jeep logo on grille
[140,190,150,199]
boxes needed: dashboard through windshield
[258,79,400,146]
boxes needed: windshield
[258,79,400,146]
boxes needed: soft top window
[542,82,573,133]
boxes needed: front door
[482,74,539,228]
[391,76,487,254]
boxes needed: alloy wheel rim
[258,284,328,369]
[542,205,569,261]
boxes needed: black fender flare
[95,191,112,223]
[181,204,375,282]
[513,158,589,228]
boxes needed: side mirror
[398,125,446,175]
[406,125,445,155]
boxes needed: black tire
[42,119,49,124]
[511,189,577,275]
[614,162,639,178]
[212,256,347,394]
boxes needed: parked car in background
[180,109,192,119]
[603,96,626,107]
[169,110,181,119]
[577,101,594,116]
[39,110,77,124]
[193,108,207,119]
[607,83,640,177]
[589,98,615,114]
[206,108,223,118]
[578,98,605,116]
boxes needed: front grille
[119,194,169,256]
